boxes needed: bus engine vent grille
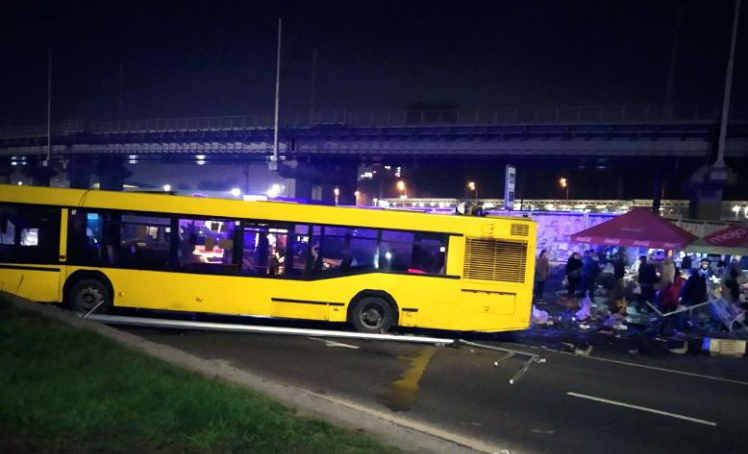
[510,223,529,237]
[463,238,527,283]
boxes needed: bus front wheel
[351,297,393,334]
[68,279,112,314]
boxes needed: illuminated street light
[397,180,405,192]
[163,184,172,192]
[559,178,569,200]
[468,181,478,199]
[334,187,340,206]
[230,188,242,197]
[354,190,361,206]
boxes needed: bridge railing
[2,104,746,138]
[0,119,85,140]
[299,104,727,127]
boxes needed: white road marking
[574,354,748,387]
[308,337,360,349]
[567,392,717,426]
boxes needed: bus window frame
[58,204,462,280]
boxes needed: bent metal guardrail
[3,104,747,139]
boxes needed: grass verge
[0,302,401,454]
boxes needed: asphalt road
[118,322,748,454]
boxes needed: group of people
[533,249,603,302]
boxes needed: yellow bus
[0,185,536,333]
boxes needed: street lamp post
[559,178,569,200]
[468,181,478,200]
[397,180,406,197]
[354,190,360,206]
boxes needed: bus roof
[0,185,533,234]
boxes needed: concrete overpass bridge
[1,104,746,217]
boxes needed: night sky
[2,0,746,125]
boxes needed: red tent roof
[570,208,697,249]
[702,223,748,248]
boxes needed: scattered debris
[703,338,746,357]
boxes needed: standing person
[659,256,676,293]
[581,250,600,299]
[679,259,710,330]
[680,254,693,273]
[565,252,583,298]
[534,249,550,302]
[637,255,658,306]
[613,250,627,281]
[659,266,685,334]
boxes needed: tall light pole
[559,177,569,200]
[397,180,407,200]
[271,18,282,170]
[714,0,741,169]
[45,53,52,166]
[468,181,478,200]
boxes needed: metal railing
[0,119,85,140]
[2,104,746,138]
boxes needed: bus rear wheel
[68,279,112,314]
[351,297,394,334]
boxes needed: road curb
[1,294,503,454]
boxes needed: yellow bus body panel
[0,185,536,332]
[0,264,61,303]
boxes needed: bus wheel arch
[348,290,399,333]
[63,270,114,314]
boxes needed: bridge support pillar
[22,157,57,187]
[66,156,96,189]
[97,156,132,191]
[279,160,358,205]
[0,158,12,185]
[652,170,663,214]
[687,165,736,221]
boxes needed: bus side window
[0,203,59,264]
[410,234,448,275]
[178,218,237,273]
[68,210,105,265]
[287,224,309,278]
[379,230,415,272]
[117,215,172,270]
[241,224,289,277]
[307,226,378,276]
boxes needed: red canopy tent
[570,208,697,249]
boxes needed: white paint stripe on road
[308,337,360,349]
[510,342,748,387]
[574,354,748,387]
[567,392,717,427]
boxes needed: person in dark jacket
[534,249,550,301]
[678,259,710,330]
[613,250,626,281]
[581,250,600,298]
[637,255,658,305]
[680,254,693,272]
[565,252,583,298]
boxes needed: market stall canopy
[570,208,697,249]
[686,222,748,255]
